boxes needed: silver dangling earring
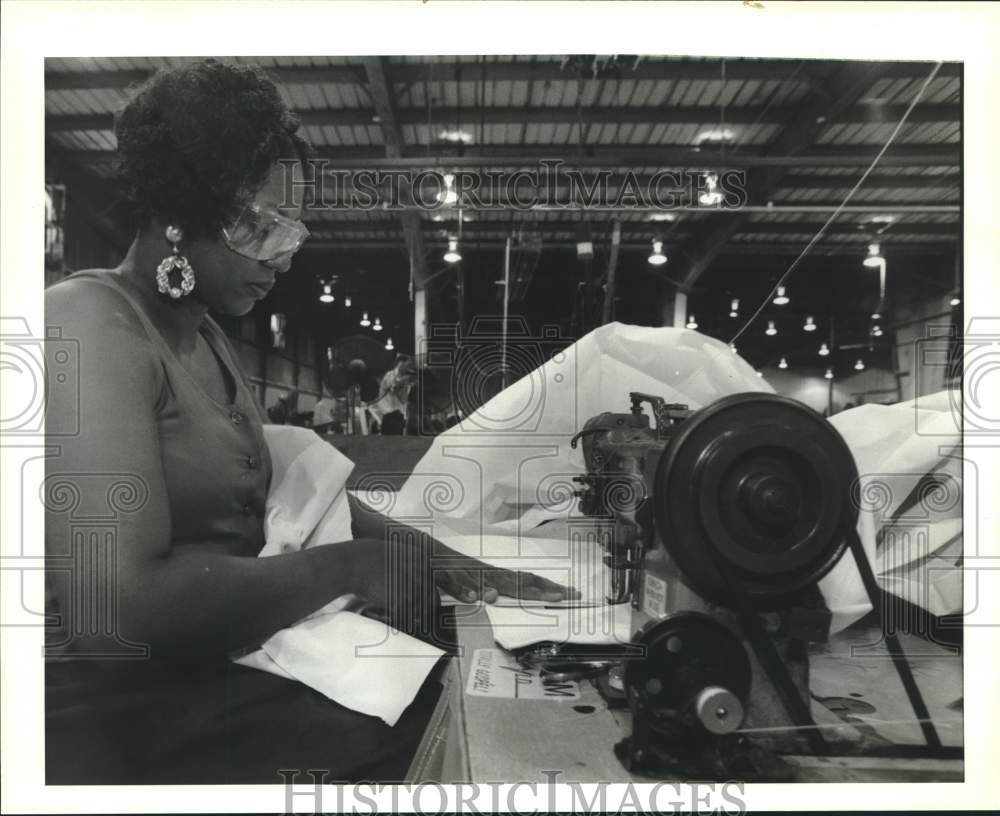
[155,225,196,299]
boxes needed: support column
[413,288,427,361]
[660,290,688,328]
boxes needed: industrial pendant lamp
[385,337,394,351]
[819,343,830,357]
[360,311,371,328]
[772,286,789,306]
[765,320,777,336]
[698,172,723,206]
[863,243,884,268]
[438,173,458,206]
[729,298,739,318]
[648,239,667,266]
[373,317,383,332]
[686,315,698,330]
[803,315,816,332]
[444,238,462,264]
[824,368,834,380]
[319,283,335,304]
[778,357,788,369]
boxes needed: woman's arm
[347,492,579,605]
[44,281,416,657]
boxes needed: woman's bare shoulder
[46,271,163,382]
[47,271,150,340]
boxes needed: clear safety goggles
[222,201,310,262]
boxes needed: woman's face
[186,161,306,316]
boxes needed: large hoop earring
[156,225,196,299]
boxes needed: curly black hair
[114,59,310,239]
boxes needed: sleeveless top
[58,271,273,557]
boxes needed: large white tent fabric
[379,323,962,638]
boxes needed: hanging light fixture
[319,283,335,304]
[819,343,830,357]
[344,294,352,308]
[872,324,883,338]
[686,315,698,329]
[863,243,884,268]
[373,317,383,332]
[772,285,790,306]
[949,290,961,307]
[437,172,458,206]
[444,237,462,264]
[871,309,882,320]
[729,343,737,353]
[729,298,739,318]
[647,239,667,266]
[803,315,816,332]
[698,172,723,206]
[765,320,777,336]
[576,224,594,261]
[756,370,764,378]
[359,311,371,328]
[778,357,788,370]
[270,313,286,350]
[854,358,865,371]
[385,337,394,351]
[824,368,834,380]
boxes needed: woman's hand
[432,544,581,604]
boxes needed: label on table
[466,648,581,700]
[642,572,669,619]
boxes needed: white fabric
[823,392,963,629]
[485,602,635,651]
[233,425,443,726]
[383,323,962,644]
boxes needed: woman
[44,60,574,785]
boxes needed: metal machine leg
[844,522,943,748]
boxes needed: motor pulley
[652,393,859,609]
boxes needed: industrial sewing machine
[516,391,943,780]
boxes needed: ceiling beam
[61,144,961,169]
[302,220,958,239]
[299,238,955,256]
[43,59,959,92]
[674,61,892,292]
[774,173,959,190]
[361,56,427,290]
[45,102,960,134]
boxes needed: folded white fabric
[485,603,634,651]
[233,425,444,727]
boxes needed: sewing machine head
[563,390,862,777]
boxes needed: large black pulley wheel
[624,612,752,736]
[653,392,858,609]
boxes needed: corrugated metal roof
[45,55,961,254]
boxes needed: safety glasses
[222,201,310,262]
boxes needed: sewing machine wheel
[653,393,858,609]
[624,612,751,736]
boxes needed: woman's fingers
[525,572,582,600]
[435,569,478,603]
[484,568,580,601]
[434,554,581,605]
